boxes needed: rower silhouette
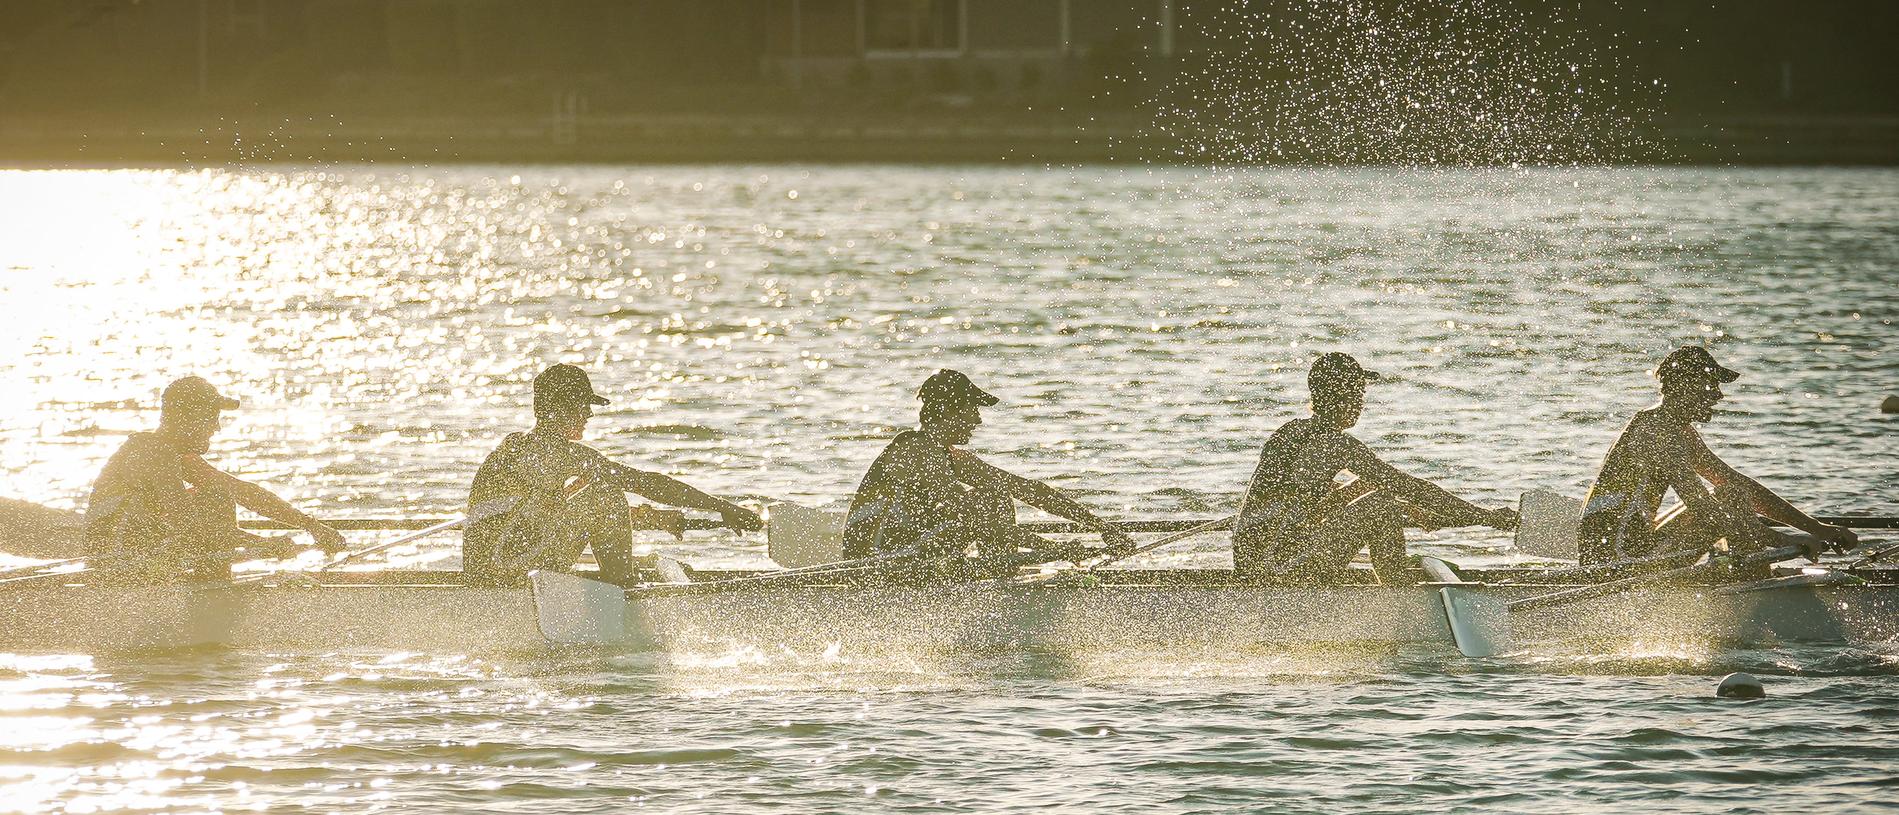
[462,363,761,585]
[1575,345,1857,568]
[1232,353,1518,584]
[83,376,348,582]
[842,369,1134,579]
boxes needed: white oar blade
[530,570,629,645]
[1418,556,1460,583]
[765,501,846,568]
[1515,490,1583,560]
[1440,586,1511,658]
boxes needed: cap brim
[971,390,999,407]
[1713,367,1739,383]
[587,394,610,406]
[1359,370,1383,382]
[217,396,240,410]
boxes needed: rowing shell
[2,568,1895,654]
[0,572,543,653]
[528,569,1899,655]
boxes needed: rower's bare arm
[951,451,1111,526]
[600,460,762,532]
[179,457,347,552]
[1683,429,1853,545]
[1339,439,1506,529]
[949,450,1131,549]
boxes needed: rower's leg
[962,485,1029,573]
[1284,490,1405,583]
[1659,486,1780,556]
[571,486,638,584]
[182,489,240,580]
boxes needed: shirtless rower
[84,376,349,582]
[1232,353,1517,584]
[1575,346,1856,567]
[842,369,1135,578]
[462,363,762,586]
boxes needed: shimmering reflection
[0,647,1895,813]
[3,166,1893,572]
[0,165,1894,811]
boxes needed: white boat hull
[0,571,1892,655]
[0,581,540,652]
[531,571,1899,656]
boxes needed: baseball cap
[160,376,239,413]
[917,369,999,407]
[1308,352,1382,395]
[533,364,610,413]
[1656,346,1740,385]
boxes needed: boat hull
[1,570,1893,655]
[0,580,540,652]
[535,572,1899,656]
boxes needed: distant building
[760,0,1179,94]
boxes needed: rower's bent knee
[187,490,238,525]
[1341,490,1404,526]
[1710,482,1751,510]
[966,486,1016,528]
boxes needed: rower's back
[1232,417,1365,572]
[841,430,960,560]
[464,429,630,584]
[1575,408,1694,564]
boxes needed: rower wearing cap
[842,369,1135,577]
[1575,346,1857,567]
[1232,353,1518,584]
[83,376,349,582]
[462,363,762,585]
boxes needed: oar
[1844,539,1899,570]
[1440,544,1805,658]
[1090,514,1236,570]
[630,548,926,596]
[231,497,521,585]
[0,556,86,581]
[1020,515,1236,586]
[1496,547,1706,585]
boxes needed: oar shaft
[1087,515,1236,571]
[0,557,84,581]
[318,515,469,572]
[633,553,919,596]
[1509,545,1802,613]
[237,516,1263,534]
[1498,547,1705,585]
[1844,540,1899,570]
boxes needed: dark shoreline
[4,113,1895,168]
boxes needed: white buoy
[1716,672,1765,699]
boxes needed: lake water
[0,165,1895,812]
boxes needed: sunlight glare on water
[2,165,1892,569]
[0,165,1895,813]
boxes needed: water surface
[0,165,1894,812]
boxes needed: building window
[865,0,962,54]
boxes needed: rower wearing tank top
[1575,345,1857,569]
[842,369,1135,579]
[1231,353,1518,584]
